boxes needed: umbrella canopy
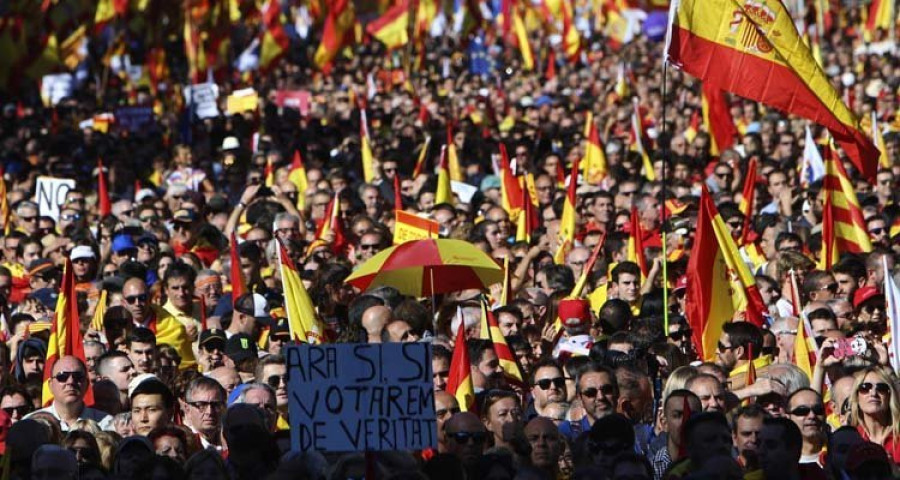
[345,239,503,297]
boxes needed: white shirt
[187,424,224,452]
[27,403,113,432]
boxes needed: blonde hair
[848,366,900,445]
[661,365,699,405]
[94,430,122,472]
[70,418,102,435]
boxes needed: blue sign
[286,343,437,452]
[115,107,154,132]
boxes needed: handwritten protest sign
[34,176,76,221]
[183,83,220,119]
[41,74,73,106]
[286,343,437,453]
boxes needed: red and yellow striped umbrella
[345,239,503,297]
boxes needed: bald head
[525,417,562,469]
[207,366,241,395]
[361,306,391,343]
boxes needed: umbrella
[345,239,503,297]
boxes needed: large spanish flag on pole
[42,258,93,406]
[554,156,579,264]
[685,187,767,360]
[446,310,475,412]
[278,241,327,344]
[817,143,872,270]
[665,0,880,180]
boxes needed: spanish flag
[582,112,608,184]
[288,150,309,210]
[230,233,247,304]
[515,180,539,243]
[700,83,737,155]
[42,258,93,406]
[314,0,356,72]
[871,112,890,170]
[665,0,880,180]
[260,0,291,73]
[435,145,454,205]
[570,235,605,299]
[793,307,817,380]
[479,299,524,385]
[264,157,276,187]
[89,290,108,332]
[554,156,579,264]
[863,0,893,41]
[367,0,410,49]
[412,135,431,178]
[817,142,872,270]
[360,108,377,183]
[316,193,348,254]
[685,187,767,361]
[499,144,524,218]
[560,0,580,62]
[278,241,327,344]
[630,99,656,181]
[511,8,534,71]
[446,125,463,182]
[499,257,512,307]
[446,310,475,412]
[627,207,648,277]
[98,159,111,218]
[737,157,757,245]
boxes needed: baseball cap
[225,333,258,363]
[221,136,240,151]
[199,328,227,351]
[28,288,59,310]
[479,175,501,191]
[234,293,272,324]
[673,275,688,293]
[271,318,291,338]
[27,259,57,278]
[558,298,591,328]
[135,188,158,203]
[172,209,197,223]
[136,233,159,246]
[852,286,884,309]
[69,246,95,262]
[127,374,161,398]
[111,234,136,254]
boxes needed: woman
[848,366,900,464]
[481,390,524,451]
[63,430,103,468]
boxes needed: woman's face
[154,435,186,463]
[70,438,96,465]
[857,372,892,417]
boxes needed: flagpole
[660,59,670,337]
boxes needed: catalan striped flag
[871,112,891,170]
[882,255,900,373]
[42,258,93,406]
[817,143,872,270]
[631,99,656,181]
[700,84,737,155]
[278,241,327,344]
[862,0,894,41]
[685,187,767,361]
[627,207,648,277]
[554,156,579,264]
[738,157,757,245]
[288,150,309,210]
[260,0,291,73]
[499,144,525,219]
[665,0,880,180]
[435,145,454,206]
[89,290,108,332]
[360,108,377,183]
[98,159,111,218]
[479,299,524,385]
[446,309,475,412]
[367,0,410,49]
[582,112,608,184]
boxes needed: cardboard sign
[34,176,76,222]
[41,74,73,106]
[394,210,440,244]
[286,343,437,453]
[275,90,311,116]
[115,107,153,132]
[183,83,220,119]
[226,88,259,115]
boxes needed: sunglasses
[789,404,825,417]
[124,293,149,304]
[60,213,81,221]
[140,216,159,222]
[581,385,615,398]
[187,400,224,411]
[359,244,380,251]
[54,371,86,383]
[669,330,692,341]
[2,405,30,417]
[448,431,487,444]
[717,341,736,352]
[870,227,885,236]
[266,375,288,389]
[536,377,566,390]
[435,407,461,417]
[858,382,891,395]
[18,216,37,223]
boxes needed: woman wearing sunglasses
[848,366,900,464]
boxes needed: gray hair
[235,382,277,405]
[273,212,300,228]
[766,363,810,397]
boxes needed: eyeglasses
[2,405,31,417]
[436,407,461,417]
[858,382,891,395]
[18,216,36,223]
[119,209,134,217]
[817,283,838,293]
[788,404,825,417]
[139,216,158,222]
[54,371,86,383]
[266,375,288,389]
[187,400,224,411]
[862,303,883,314]
[715,172,732,179]
[536,377,566,390]
[269,335,290,343]
[448,431,488,444]
[60,213,81,221]
[668,330,692,341]
[717,341,737,352]
[359,244,380,251]
[619,190,636,196]
[581,385,616,398]
[124,293,149,304]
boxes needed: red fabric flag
[97,159,111,218]
[230,233,247,306]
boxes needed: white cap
[222,136,240,151]
[128,374,160,398]
[135,188,157,203]
[70,246,95,261]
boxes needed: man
[468,339,503,390]
[121,277,196,369]
[255,355,288,430]
[770,317,799,363]
[272,213,304,244]
[234,383,278,432]
[195,270,223,317]
[444,412,488,476]
[494,306,522,337]
[162,263,200,341]
[527,359,567,420]
[361,305,390,343]
[228,293,270,338]
[786,388,827,467]
[357,230,389,263]
[83,340,106,383]
[434,391,460,454]
[559,363,618,440]
[685,374,726,413]
[112,199,135,223]
[803,271,838,303]
[198,328,226,372]
[110,234,137,266]
[383,319,420,343]
[130,376,175,436]
[127,328,158,375]
[265,319,291,355]
[207,366,241,397]
[732,404,767,472]
[432,346,451,392]
[14,201,39,236]
[524,417,562,478]
[832,258,867,303]
[610,261,642,312]
[27,356,112,431]
[653,390,702,480]
[96,351,136,409]
[181,377,227,451]
[0,386,33,424]
[715,322,766,377]
[759,417,805,480]
[226,333,259,383]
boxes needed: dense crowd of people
[0,0,899,478]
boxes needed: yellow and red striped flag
[582,112,608,184]
[278,241,326,344]
[366,0,410,49]
[560,0,580,62]
[360,108,377,183]
[817,143,872,270]
[738,157,757,245]
[630,99,656,181]
[511,8,534,71]
[554,156,579,264]
[700,84,737,156]
[42,258,93,406]
[871,112,891,170]
[435,145,454,205]
[793,309,817,380]
[314,0,356,72]
[393,210,439,244]
[479,299,524,385]
[316,193,348,254]
[412,135,431,178]
[230,233,247,305]
[89,290,108,332]
[288,150,309,210]
[446,125,463,182]
[627,207,648,277]
[665,0,880,180]
[499,144,525,219]
[862,0,894,41]
[260,0,291,73]
[515,178,539,243]
[0,166,9,234]
[446,310,475,412]
[685,187,767,361]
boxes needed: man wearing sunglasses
[27,355,112,431]
[526,359,567,421]
[559,363,618,441]
[444,412,488,476]
[786,388,827,468]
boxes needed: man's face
[358,233,383,261]
[122,281,150,322]
[787,390,825,440]
[196,276,223,308]
[0,394,30,423]
[615,273,640,303]
[733,415,763,457]
[567,250,590,279]
[129,342,157,374]
[535,177,554,206]
[17,207,38,234]
[274,219,301,242]
[497,312,519,337]
[834,273,857,300]
[691,378,726,412]
[22,354,45,381]
[715,333,739,372]
[434,392,460,444]
[131,393,170,436]
[768,172,788,198]
[386,321,419,343]
[104,357,136,392]
[664,395,700,449]
[531,366,566,409]
[165,277,194,311]
[243,388,277,429]
[183,387,225,436]
[525,419,562,469]
[2,237,19,262]
[476,349,502,381]
[21,243,41,266]
[688,422,733,465]
[262,363,289,407]
[433,357,450,391]
[579,372,618,421]
[49,357,87,405]
[84,344,104,376]
[868,219,888,246]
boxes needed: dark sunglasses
[54,371,86,383]
[581,385,616,398]
[669,330,692,341]
[435,407,461,417]
[2,405,31,417]
[448,431,487,444]
[124,293,148,304]
[266,375,288,389]
[858,382,891,395]
[717,341,736,352]
[536,377,566,390]
[789,404,825,417]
